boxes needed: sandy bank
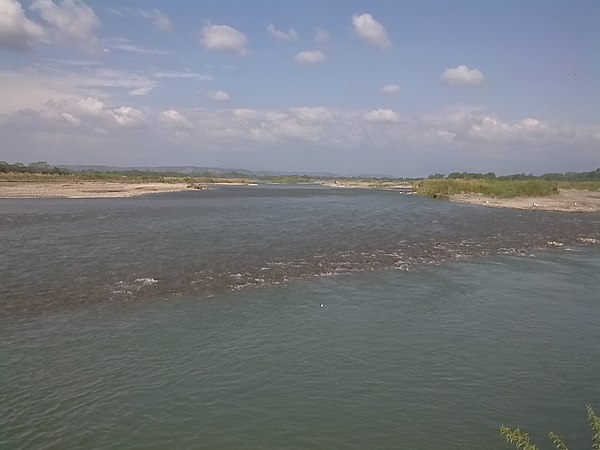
[449,189,600,213]
[0,181,191,199]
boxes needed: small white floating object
[320,303,324,308]
[133,277,159,286]
[533,203,539,207]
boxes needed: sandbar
[449,189,600,213]
[0,181,191,199]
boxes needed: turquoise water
[1,186,599,449]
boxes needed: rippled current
[1,185,599,316]
[1,185,599,449]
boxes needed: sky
[0,0,599,177]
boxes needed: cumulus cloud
[520,118,546,131]
[68,96,104,116]
[441,65,485,86]
[267,23,297,42]
[109,106,144,127]
[160,109,192,128]
[0,66,157,115]
[314,27,329,43]
[19,96,146,129]
[289,107,334,123]
[208,90,230,102]
[294,50,326,65]
[3,99,598,176]
[200,23,248,55]
[0,0,46,51]
[352,13,390,49]
[139,8,173,32]
[31,0,102,54]
[381,84,401,96]
[60,111,79,125]
[364,109,400,123]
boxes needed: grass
[559,181,600,191]
[415,179,561,199]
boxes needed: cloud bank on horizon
[0,0,598,176]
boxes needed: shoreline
[0,181,192,199]
[1,181,599,213]
[448,189,600,213]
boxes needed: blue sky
[1,0,598,176]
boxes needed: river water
[1,185,599,449]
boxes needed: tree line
[3,161,600,183]
[428,169,600,182]
[0,161,68,175]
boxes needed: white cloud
[69,96,104,116]
[15,95,147,129]
[139,8,173,32]
[31,0,102,54]
[200,23,248,55]
[152,70,211,81]
[0,66,157,115]
[208,90,230,102]
[267,23,297,42]
[107,7,126,18]
[60,111,80,125]
[520,118,545,131]
[3,100,598,176]
[352,13,391,50]
[294,50,326,65]
[72,68,156,96]
[364,109,400,123]
[314,27,329,43]
[47,58,100,66]
[25,96,103,126]
[0,70,74,113]
[107,38,169,55]
[160,109,193,128]
[290,107,334,122]
[381,84,401,96]
[0,0,45,51]
[441,65,485,86]
[111,106,144,127]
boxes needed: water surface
[1,185,598,315]
[1,186,599,449]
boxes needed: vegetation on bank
[0,162,253,184]
[429,169,600,182]
[415,179,561,199]
[500,404,599,450]
[418,168,600,199]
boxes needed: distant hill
[56,165,367,179]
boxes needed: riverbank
[2,180,600,212]
[449,189,600,212]
[0,181,192,198]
